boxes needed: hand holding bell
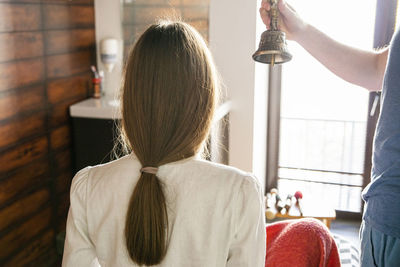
[253,0,292,65]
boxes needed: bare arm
[260,0,388,91]
[295,24,388,91]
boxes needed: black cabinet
[71,117,117,172]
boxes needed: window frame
[265,0,399,217]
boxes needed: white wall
[94,0,123,98]
[209,0,268,191]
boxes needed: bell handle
[269,0,279,31]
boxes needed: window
[267,0,399,214]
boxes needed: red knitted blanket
[266,218,341,267]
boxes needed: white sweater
[62,154,266,267]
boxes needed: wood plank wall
[0,0,95,265]
[122,0,209,60]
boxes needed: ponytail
[125,172,168,265]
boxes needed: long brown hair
[121,21,218,265]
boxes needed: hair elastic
[140,167,158,174]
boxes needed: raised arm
[260,0,388,91]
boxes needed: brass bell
[253,0,292,65]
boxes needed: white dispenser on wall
[100,38,119,72]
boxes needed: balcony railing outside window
[278,117,367,212]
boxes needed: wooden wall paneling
[49,101,71,128]
[123,25,135,46]
[187,19,208,31]
[123,5,135,25]
[0,111,46,150]
[182,0,209,5]
[0,207,52,262]
[128,0,166,5]
[48,97,86,128]
[0,58,44,92]
[0,85,45,121]
[57,192,69,219]
[28,250,58,267]
[46,50,93,79]
[0,0,41,3]
[133,24,151,41]
[168,0,181,6]
[45,28,95,55]
[123,45,131,62]
[42,0,93,4]
[56,191,70,234]
[187,19,208,39]
[0,32,43,62]
[0,188,50,233]
[57,217,67,236]
[0,159,50,206]
[47,73,91,104]
[3,229,55,267]
[133,7,182,25]
[0,0,96,263]
[0,136,48,174]
[32,250,58,267]
[50,125,71,151]
[43,4,94,30]
[0,4,41,32]
[182,6,208,20]
[54,149,72,174]
[123,24,146,51]
[122,0,210,52]
[56,171,73,195]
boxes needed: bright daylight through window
[277,0,377,213]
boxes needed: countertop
[70,97,232,121]
[69,97,120,120]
